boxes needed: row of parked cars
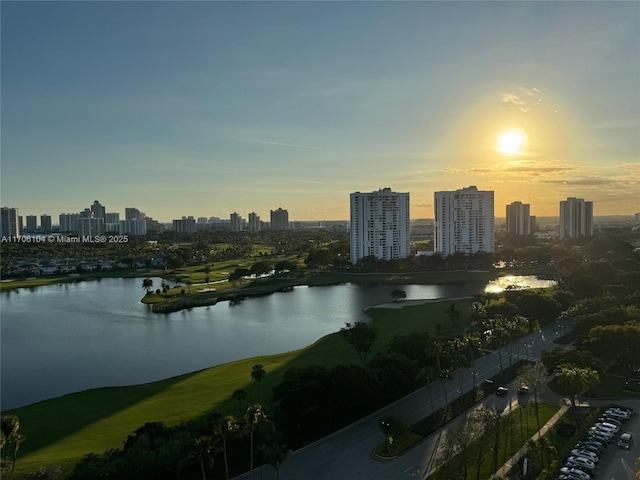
[556,406,635,480]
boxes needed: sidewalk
[493,403,569,478]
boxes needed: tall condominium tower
[40,214,52,234]
[434,186,494,256]
[247,212,260,233]
[26,215,38,233]
[506,201,531,235]
[270,208,289,230]
[90,200,106,219]
[230,212,243,232]
[1,207,20,237]
[350,188,410,265]
[559,197,593,239]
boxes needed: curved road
[233,321,570,480]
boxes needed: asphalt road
[233,321,571,480]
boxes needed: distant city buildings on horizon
[1,190,637,241]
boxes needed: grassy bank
[4,296,476,475]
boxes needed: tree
[203,265,211,284]
[259,430,290,480]
[251,364,266,401]
[340,322,379,363]
[213,415,239,480]
[555,365,600,413]
[1,415,24,473]
[232,389,248,414]
[243,404,268,476]
[379,416,405,453]
[186,435,216,480]
[142,278,153,295]
[444,303,462,327]
[390,289,406,302]
[229,268,250,286]
[518,361,548,432]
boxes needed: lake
[0,275,554,409]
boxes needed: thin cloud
[245,139,317,150]
[500,86,544,113]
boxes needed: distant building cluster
[347,185,598,264]
[1,190,601,249]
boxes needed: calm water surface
[0,276,554,409]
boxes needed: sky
[2,1,639,222]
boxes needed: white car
[559,466,591,480]
[605,408,630,419]
[593,421,618,433]
[598,416,622,428]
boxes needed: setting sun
[496,129,527,155]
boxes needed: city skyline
[2,2,639,220]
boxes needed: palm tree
[185,435,216,480]
[259,430,290,480]
[142,278,153,295]
[203,265,212,284]
[243,404,268,477]
[213,415,239,480]
[251,364,266,402]
[555,365,600,414]
[232,389,248,414]
[444,303,461,328]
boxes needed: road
[233,321,570,480]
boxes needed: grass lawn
[433,404,560,480]
[5,296,480,476]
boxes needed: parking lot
[582,401,639,480]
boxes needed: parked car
[566,455,596,471]
[598,416,622,428]
[559,466,591,480]
[617,432,633,450]
[517,384,529,394]
[575,439,605,453]
[496,386,508,396]
[586,432,610,445]
[605,408,631,420]
[593,421,619,433]
[570,449,599,462]
[589,426,614,439]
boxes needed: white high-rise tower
[434,186,494,256]
[350,188,410,264]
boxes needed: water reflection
[484,275,556,294]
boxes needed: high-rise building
[559,197,593,239]
[105,213,120,232]
[1,207,20,237]
[270,208,289,230]
[59,213,80,233]
[40,214,52,234]
[350,188,410,264]
[172,216,196,234]
[434,186,494,256]
[248,212,260,233]
[26,215,38,233]
[125,208,146,221]
[90,200,106,219]
[119,219,147,236]
[230,213,243,232]
[77,217,105,236]
[506,201,531,235]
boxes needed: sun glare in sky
[496,129,527,155]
